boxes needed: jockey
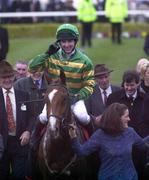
[29,23,95,146]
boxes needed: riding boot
[30,120,45,151]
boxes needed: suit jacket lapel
[0,88,7,115]
[14,89,21,128]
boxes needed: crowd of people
[1,22,149,180]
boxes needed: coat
[139,94,149,137]
[144,33,149,56]
[105,0,128,23]
[0,88,34,149]
[107,88,145,135]
[85,84,120,117]
[14,76,48,118]
[0,27,9,60]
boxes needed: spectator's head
[28,59,44,81]
[56,23,79,54]
[0,60,16,90]
[140,62,149,83]
[99,103,130,135]
[14,60,28,80]
[136,58,149,74]
[94,64,113,90]
[122,70,140,96]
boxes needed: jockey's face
[59,39,76,54]
[30,70,44,81]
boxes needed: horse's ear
[60,70,66,85]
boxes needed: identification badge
[21,104,26,111]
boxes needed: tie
[103,90,107,105]
[35,80,40,89]
[6,91,16,133]
[128,95,134,106]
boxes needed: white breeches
[71,100,90,125]
[39,100,90,125]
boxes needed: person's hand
[20,131,30,146]
[68,123,77,138]
[45,42,60,55]
[94,115,102,127]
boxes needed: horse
[35,72,89,180]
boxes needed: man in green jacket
[29,23,95,142]
[77,0,97,47]
[105,0,128,44]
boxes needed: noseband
[47,100,71,131]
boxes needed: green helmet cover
[56,24,79,41]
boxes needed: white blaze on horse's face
[48,89,58,131]
[48,89,58,102]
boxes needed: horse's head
[38,71,85,177]
[45,72,71,139]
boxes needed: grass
[8,37,148,85]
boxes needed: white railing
[0,10,149,18]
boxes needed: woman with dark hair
[69,103,149,180]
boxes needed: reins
[19,98,45,104]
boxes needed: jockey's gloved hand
[45,42,60,56]
[70,94,80,105]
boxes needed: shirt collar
[126,91,137,99]
[61,49,76,60]
[2,87,15,94]
[99,85,112,94]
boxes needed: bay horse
[36,71,88,180]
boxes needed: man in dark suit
[14,66,48,179]
[85,64,120,128]
[107,70,145,132]
[0,27,9,61]
[0,60,34,180]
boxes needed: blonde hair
[136,58,149,74]
[140,62,149,79]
